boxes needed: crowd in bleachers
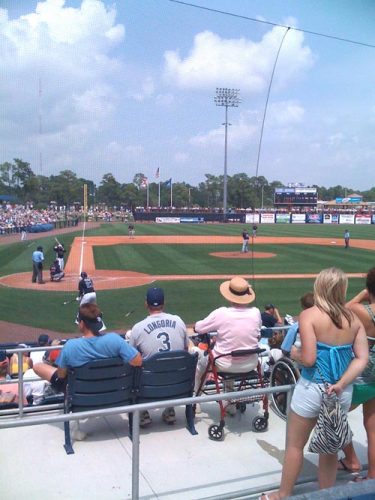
[0,205,81,235]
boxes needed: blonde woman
[262,268,368,500]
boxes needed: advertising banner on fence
[246,213,260,224]
[291,214,306,223]
[355,214,371,225]
[155,217,180,224]
[306,214,323,224]
[180,217,204,223]
[275,213,290,223]
[373,214,375,224]
[323,214,332,224]
[260,213,275,224]
[339,214,355,224]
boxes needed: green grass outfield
[0,222,373,334]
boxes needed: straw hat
[219,276,255,305]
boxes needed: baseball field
[0,221,374,337]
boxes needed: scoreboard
[274,187,317,205]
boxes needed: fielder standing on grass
[344,229,350,249]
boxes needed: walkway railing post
[132,409,140,500]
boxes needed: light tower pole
[214,88,240,221]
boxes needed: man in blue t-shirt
[34,303,142,389]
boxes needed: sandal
[350,475,369,483]
[337,458,361,473]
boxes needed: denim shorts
[291,376,353,418]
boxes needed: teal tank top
[301,341,353,384]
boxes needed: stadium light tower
[214,88,241,221]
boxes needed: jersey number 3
[157,332,171,352]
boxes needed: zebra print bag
[308,366,353,454]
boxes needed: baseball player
[78,272,97,305]
[53,242,66,270]
[50,259,65,282]
[241,228,250,253]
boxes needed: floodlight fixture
[214,88,241,220]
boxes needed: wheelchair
[269,355,300,420]
[194,334,269,441]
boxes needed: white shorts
[80,292,97,305]
[291,376,353,418]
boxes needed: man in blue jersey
[34,303,142,390]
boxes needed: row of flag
[140,169,171,189]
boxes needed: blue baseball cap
[146,287,164,307]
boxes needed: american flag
[155,167,160,179]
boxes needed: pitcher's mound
[210,251,276,259]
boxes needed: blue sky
[1,0,375,190]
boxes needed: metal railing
[0,341,295,499]
[0,369,294,499]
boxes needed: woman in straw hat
[194,276,261,416]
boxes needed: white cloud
[268,101,305,125]
[163,27,314,92]
[129,77,155,102]
[0,0,125,176]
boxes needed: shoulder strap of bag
[314,364,331,394]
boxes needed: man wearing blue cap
[129,286,189,427]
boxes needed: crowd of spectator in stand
[0,205,81,235]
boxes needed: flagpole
[158,181,161,207]
[146,181,149,207]
[170,181,173,208]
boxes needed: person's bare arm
[298,308,317,367]
[327,318,369,396]
[129,352,142,367]
[273,307,283,324]
[346,289,369,307]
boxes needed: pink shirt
[195,306,262,359]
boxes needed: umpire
[32,246,45,284]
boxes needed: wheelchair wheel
[208,424,224,441]
[270,357,299,420]
[252,416,268,432]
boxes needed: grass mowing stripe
[93,243,375,275]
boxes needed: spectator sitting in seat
[261,304,283,328]
[9,344,33,379]
[30,334,50,365]
[50,259,65,281]
[128,287,189,427]
[33,303,142,394]
[194,276,261,416]
[281,292,315,359]
[0,351,27,405]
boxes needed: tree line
[1,159,374,210]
